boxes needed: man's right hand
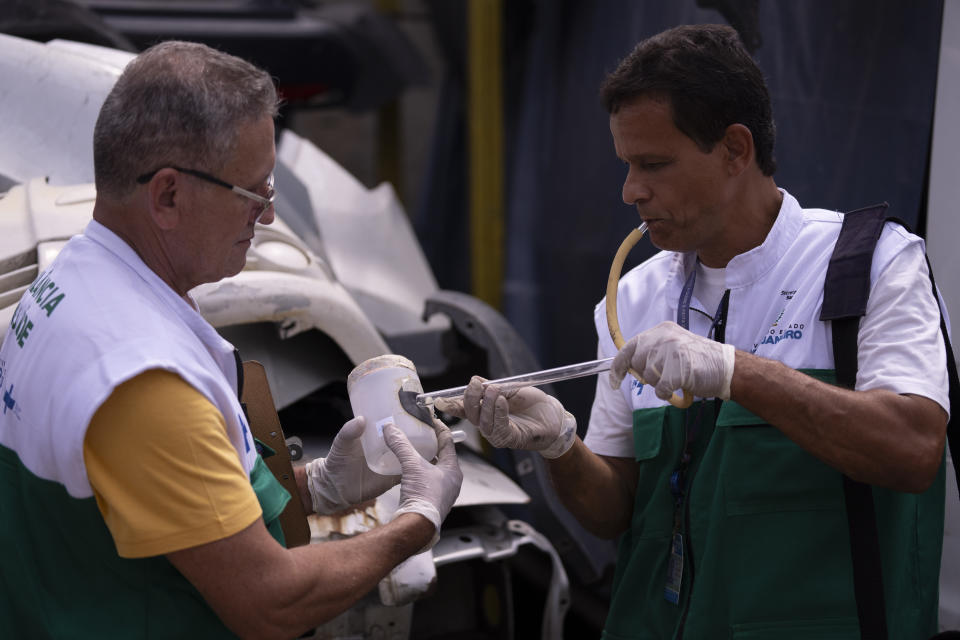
[435,376,577,459]
[382,418,462,548]
[305,416,400,515]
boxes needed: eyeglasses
[137,166,275,222]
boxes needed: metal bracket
[432,519,570,640]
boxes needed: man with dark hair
[0,41,461,639]
[439,24,949,637]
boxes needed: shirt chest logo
[757,322,806,349]
[751,288,807,352]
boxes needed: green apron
[603,370,945,639]
[0,448,290,639]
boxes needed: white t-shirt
[693,262,727,323]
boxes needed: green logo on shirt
[27,271,66,317]
[10,302,33,348]
[9,270,68,349]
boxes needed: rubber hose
[605,226,693,409]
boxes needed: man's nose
[255,205,276,226]
[622,168,651,205]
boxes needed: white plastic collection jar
[347,354,438,475]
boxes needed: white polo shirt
[585,190,949,458]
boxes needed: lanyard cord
[670,266,730,504]
[677,266,728,337]
[665,264,732,608]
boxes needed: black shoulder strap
[819,202,890,640]
[820,204,960,493]
[820,203,888,322]
[820,203,960,640]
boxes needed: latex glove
[383,417,462,549]
[435,377,577,459]
[610,321,736,401]
[305,416,400,515]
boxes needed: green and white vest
[0,220,289,639]
[591,191,947,639]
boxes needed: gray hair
[93,40,280,198]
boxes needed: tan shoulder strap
[240,360,311,548]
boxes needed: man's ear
[722,123,754,176]
[146,168,182,230]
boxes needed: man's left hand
[305,416,400,514]
[610,321,736,401]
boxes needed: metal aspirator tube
[416,223,692,409]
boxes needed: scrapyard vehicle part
[285,435,304,461]
[273,129,458,380]
[0,34,129,187]
[304,448,543,636]
[306,469,567,639]
[432,518,571,640]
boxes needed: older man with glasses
[0,41,462,640]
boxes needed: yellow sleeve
[83,369,263,558]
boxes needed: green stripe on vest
[602,369,944,640]
[251,453,291,547]
[0,445,291,639]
